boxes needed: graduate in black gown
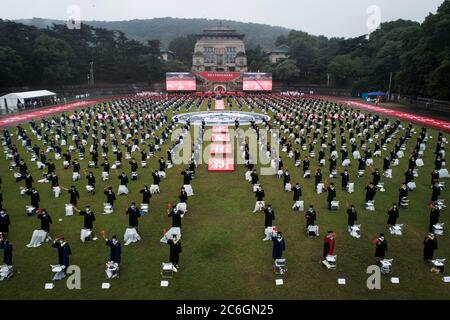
[0,238,13,266]
[429,203,441,233]
[387,204,400,227]
[167,204,182,228]
[126,203,141,228]
[104,235,121,264]
[104,187,116,207]
[374,233,387,265]
[140,185,152,204]
[77,206,96,231]
[340,169,350,190]
[52,237,72,271]
[423,233,438,263]
[37,209,53,234]
[272,232,285,260]
[347,205,357,227]
[168,237,182,268]
[264,204,275,228]
[305,206,316,229]
[0,209,11,238]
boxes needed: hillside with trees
[2,0,450,99]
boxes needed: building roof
[196,27,245,40]
[0,90,56,100]
[271,45,290,54]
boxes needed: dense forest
[16,17,289,50]
[1,0,450,99]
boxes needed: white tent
[0,90,56,111]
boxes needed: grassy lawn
[0,96,449,300]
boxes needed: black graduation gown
[29,191,40,208]
[79,211,96,229]
[305,210,316,228]
[179,191,188,203]
[272,237,285,259]
[119,175,129,187]
[127,207,141,227]
[104,191,116,206]
[341,173,349,188]
[326,187,336,202]
[0,241,13,265]
[152,172,161,185]
[255,190,265,201]
[365,186,376,202]
[293,187,302,201]
[264,208,275,227]
[347,209,357,226]
[387,208,399,225]
[431,185,441,201]
[106,240,121,264]
[424,237,438,261]
[52,242,71,268]
[69,189,80,206]
[140,189,152,204]
[375,240,387,259]
[429,208,440,232]
[168,240,182,265]
[168,209,182,228]
[38,213,52,232]
[0,214,10,232]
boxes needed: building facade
[268,45,291,64]
[192,27,247,73]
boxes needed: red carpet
[215,99,225,110]
[322,97,450,132]
[0,100,101,127]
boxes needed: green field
[1,97,449,300]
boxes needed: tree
[33,35,73,84]
[0,46,24,87]
[273,59,299,84]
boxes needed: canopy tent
[361,91,387,101]
[0,90,56,111]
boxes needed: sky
[0,0,444,38]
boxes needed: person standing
[0,238,13,266]
[387,204,400,227]
[104,187,116,207]
[104,234,121,265]
[140,185,152,204]
[323,231,336,260]
[168,238,182,268]
[264,205,275,228]
[424,233,438,263]
[305,206,316,229]
[167,204,182,229]
[272,232,285,260]
[37,209,53,235]
[341,169,350,190]
[347,205,357,227]
[0,210,11,238]
[326,183,337,210]
[429,203,441,233]
[374,233,387,266]
[52,237,72,271]
[126,203,141,229]
[398,184,408,206]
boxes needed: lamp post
[89,61,94,86]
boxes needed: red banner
[197,72,241,82]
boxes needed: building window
[225,47,236,64]
[204,47,215,64]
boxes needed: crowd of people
[0,92,448,283]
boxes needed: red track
[321,96,450,133]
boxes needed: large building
[192,27,247,73]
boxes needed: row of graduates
[0,95,198,276]
[242,93,446,234]
[239,94,446,270]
